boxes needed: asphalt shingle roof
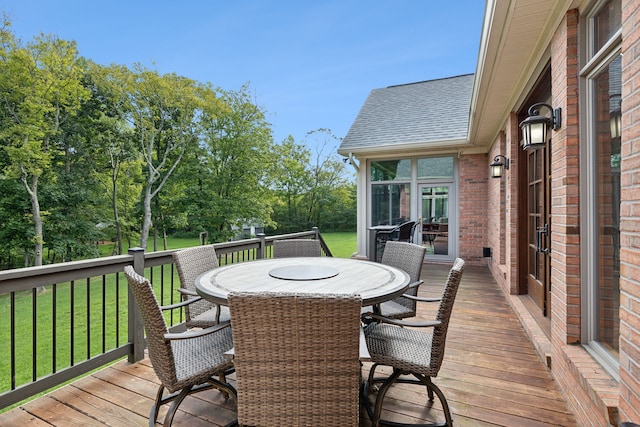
[339,74,474,153]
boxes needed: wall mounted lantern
[490,154,510,178]
[519,102,562,150]
[610,110,621,139]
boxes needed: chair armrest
[362,311,442,328]
[400,293,441,303]
[406,280,424,291]
[177,287,199,297]
[164,322,231,341]
[159,298,202,311]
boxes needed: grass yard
[322,232,357,258]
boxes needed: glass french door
[526,146,551,316]
[419,184,453,259]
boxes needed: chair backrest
[172,245,219,321]
[228,292,361,426]
[123,266,177,388]
[430,258,465,371]
[272,239,322,258]
[396,221,416,242]
[381,241,425,283]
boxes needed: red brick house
[338,0,640,424]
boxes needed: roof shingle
[339,74,474,154]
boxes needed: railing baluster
[53,283,57,373]
[86,277,90,360]
[115,273,120,348]
[32,288,36,382]
[102,275,106,353]
[10,291,15,391]
[70,280,75,366]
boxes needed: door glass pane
[594,54,621,354]
[371,184,411,225]
[421,186,448,255]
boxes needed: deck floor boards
[0,264,577,426]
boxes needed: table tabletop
[195,257,410,307]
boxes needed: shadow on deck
[1,263,577,426]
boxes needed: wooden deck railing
[0,228,330,410]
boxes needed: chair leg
[367,362,381,385]
[153,378,238,427]
[163,385,192,427]
[150,385,166,427]
[425,376,435,401]
[362,369,453,427]
[372,369,403,427]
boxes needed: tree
[96,64,200,249]
[0,19,90,266]
[266,136,313,232]
[266,130,355,233]
[175,84,275,242]
[83,63,140,254]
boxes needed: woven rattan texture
[173,245,230,326]
[378,241,426,318]
[272,239,322,258]
[228,292,361,427]
[124,266,234,393]
[365,258,464,375]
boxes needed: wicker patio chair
[227,292,362,427]
[272,239,322,258]
[123,265,236,427]
[173,245,230,327]
[363,241,429,319]
[362,258,465,427]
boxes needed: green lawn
[322,232,357,258]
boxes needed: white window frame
[579,0,622,381]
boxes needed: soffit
[468,0,576,150]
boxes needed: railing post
[312,226,319,240]
[128,247,146,363]
[257,233,266,259]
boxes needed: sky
[0,1,486,152]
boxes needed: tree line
[0,15,355,270]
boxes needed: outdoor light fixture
[519,102,562,150]
[490,154,510,179]
[610,110,621,139]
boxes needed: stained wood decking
[0,264,577,426]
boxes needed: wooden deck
[0,264,577,426]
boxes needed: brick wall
[457,153,489,265]
[549,7,581,347]
[619,0,640,422]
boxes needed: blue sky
[1,1,485,149]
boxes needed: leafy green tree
[0,19,90,266]
[0,176,32,268]
[266,136,313,232]
[266,130,355,233]
[83,63,140,254]
[175,84,275,242]
[95,64,200,249]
